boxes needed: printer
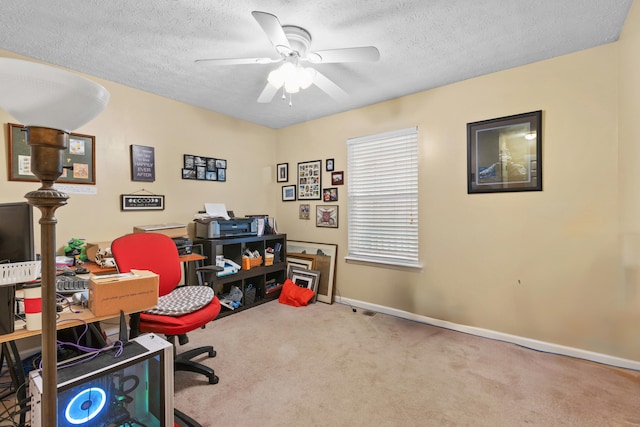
[195,217,257,239]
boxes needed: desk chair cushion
[146,286,214,316]
[139,296,221,336]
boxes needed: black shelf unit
[195,234,287,317]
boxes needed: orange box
[88,269,158,317]
[242,256,262,270]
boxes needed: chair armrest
[196,265,224,272]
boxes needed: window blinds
[347,127,419,268]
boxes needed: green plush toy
[64,238,87,261]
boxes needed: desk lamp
[0,58,109,425]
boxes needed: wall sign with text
[130,144,156,182]
[120,194,165,211]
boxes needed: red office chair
[111,232,221,384]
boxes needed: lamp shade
[0,58,110,132]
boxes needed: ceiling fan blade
[257,82,280,103]
[195,57,280,66]
[251,11,292,55]
[312,70,349,102]
[307,46,380,64]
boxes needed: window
[346,127,419,268]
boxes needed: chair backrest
[111,233,182,297]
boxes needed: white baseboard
[336,297,640,371]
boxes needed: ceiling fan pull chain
[281,87,286,100]
[289,93,293,107]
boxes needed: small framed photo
[217,168,226,182]
[326,158,334,172]
[467,110,542,193]
[216,159,227,169]
[299,204,310,219]
[282,185,296,201]
[277,163,289,182]
[183,154,195,169]
[316,205,338,228]
[182,168,196,180]
[323,188,338,202]
[331,171,344,185]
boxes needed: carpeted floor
[173,300,640,426]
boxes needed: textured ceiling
[0,1,633,129]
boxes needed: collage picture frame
[182,154,227,182]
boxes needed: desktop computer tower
[29,333,174,427]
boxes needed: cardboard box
[88,269,158,317]
[133,223,188,238]
[85,241,112,262]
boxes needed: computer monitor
[0,201,35,263]
[29,333,174,427]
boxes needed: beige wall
[0,51,279,247]
[2,3,639,361]
[277,7,638,360]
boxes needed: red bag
[278,278,315,307]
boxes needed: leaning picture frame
[467,110,542,194]
[289,267,321,303]
[287,240,337,304]
[8,123,97,184]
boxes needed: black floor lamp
[0,58,109,425]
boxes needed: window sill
[344,256,423,272]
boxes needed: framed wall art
[130,144,155,182]
[326,158,334,171]
[297,160,322,200]
[331,171,344,185]
[277,163,288,182]
[323,187,338,202]
[287,240,338,304]
[299,204,310,219]
[182,153,227,182]
[282,185,296,201]
[8,123,96,184]
[316,205,338,228]
[467,110,542,194]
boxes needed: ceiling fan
[195,11,380,105]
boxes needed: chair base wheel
[210,375,219,385]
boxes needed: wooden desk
[82,252,206,283]
[0,305,118,345]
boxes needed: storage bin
[244,287,256,305]
[242,256,262,270]
[264,253,274,266]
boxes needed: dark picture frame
[326,158,335,172]
[323,187,338,202]
[331,171,344,185]
[467,110,542,194]
[282,185,296,201]
[316,205,338,228]
[130,145,155,182]
[183,154,227,181]
[277,163,288,182]
[8,123,96,184]
[297,160,322,200]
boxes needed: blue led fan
[63,386,107,425]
